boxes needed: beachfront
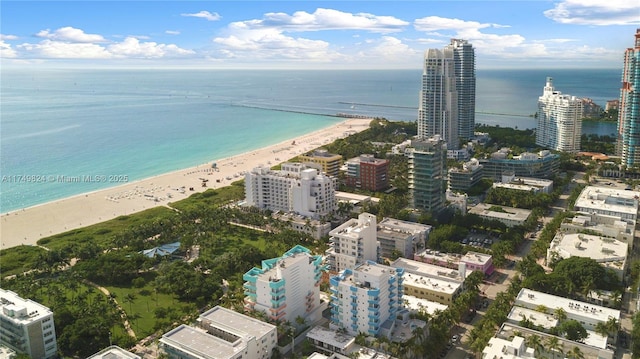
[0,118,371,249]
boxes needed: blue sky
[1,1,638,69]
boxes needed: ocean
[0,68,621,212]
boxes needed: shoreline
[0,118,372,250]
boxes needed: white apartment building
[560,214,634,249]
[325,213,378,273]
[243,245,323,324]
[514,289,620,333]
[244,163,336,219]
[0,289,57,359]
[494,172,554,194]
[573,186,640,225]
[329,261,404,337]
[88,346,141,359]
[546,232,628,279]
[536,77,583,152]
[377,218,432,259]
[159,306,277,359]
[482,336,534,359]
[468,203,532,228]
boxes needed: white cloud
[414,16,501,33]
[211,8,409,64]
[230,8,408,33]
[18,40,112,58]
[1,34,18,41]
[35,27,107,43]
[213,28,340,62]
[14,27,195,60]
[544,0,640,25]
[0,40,17,58]
[367,36,418,61]
[181,11,221,22]
[166,30,180,35]
[107,37,195,58]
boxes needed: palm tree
[545,336,563,359]
[554,307,567,322]
[525,334,544,357]
[566,346,584,359]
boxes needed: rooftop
[198,306,276,340]
[549,233,627,270]
[468,203,531,223]
[574,186,640,216]
[87,346,141,359]
[515,289,620,323]
[378,218,432,235]
[391,258,466,282]
[161,325,241,358]
[0,288,52,324]
[306,326,355,350]
[461,251,493,265]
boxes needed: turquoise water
[0,69,621,212]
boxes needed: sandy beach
[0,118,371,250]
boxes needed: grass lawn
[0,245,47,277]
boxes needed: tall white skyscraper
[418,39,476,149]
[617,29,640,168]
[449,39,476,141]
[536,77,583,152]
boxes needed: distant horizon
[1,1,638,69]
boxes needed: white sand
[0,118,371,249]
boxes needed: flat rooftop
[550,233,627,270]
[402,295,448,315]
[306,326,355,350]
[0,288,52,324]
[160,325,242,358]
[574,186,640,216]
[87,346,141,359]
[414,249,461,264]
[468,203,531,223]
[378,218,432,234]
[515,289,620,323]
[507,306,558,329]
[461,251,492,266]
[199,306,275,340]
[391,258,466,282]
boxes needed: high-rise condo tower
[617,29,640,168]
[418,39,476,149]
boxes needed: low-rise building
[345,154,390,192]
[300,149,343,177]
[448,158,483,192]
[306,326,356,356]
[446,191,468,215]
[514,289,620,333]
[495,323,614,359]
[271,212,332,240]
[159,306,277,359]
[413,250,460,270]
[480,149,560,181]
[391,258,466,304]
[0,289,57,359]
[493,172,554,194]
[87,346,141,359]
[377,218,431,259]
[482,336,534,359]
[560,214,634,249]
[573,186,640,225]
[546,232,628,279]
[460,251,494,276]
[468,203,531,228]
